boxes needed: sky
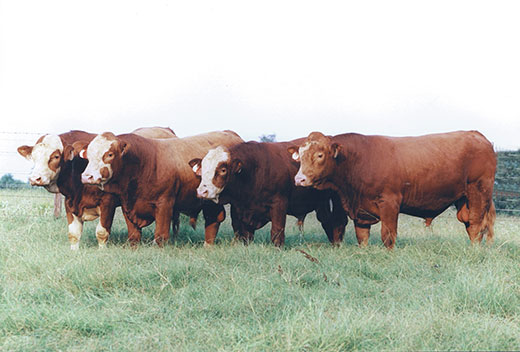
[1,0,520,179]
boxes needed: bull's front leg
[202,202,226,246]
[66,207,84,251]
[230,205,255,244]
[269,198,288,247]
[97,197,118,248]
[122,211,142,247]
[154,202,175,247]
[378,198,400,249]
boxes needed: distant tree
[259,134,276,142]
[0,174,27,189]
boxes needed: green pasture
[1,189,519,351]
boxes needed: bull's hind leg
[465,183,493,245]
[482,201,496,245]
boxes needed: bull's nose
[294,174,307,186]
[81,173,95,184]
[29,176,43,186]
[197,187,209,198]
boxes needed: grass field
[1,189,520,351]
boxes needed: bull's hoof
[70,243,79,251]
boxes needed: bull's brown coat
[18,127,178,247]
[291,131,496,248]
[191,140,348,246]
[83,130,243,246]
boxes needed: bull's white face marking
[27,134,63,186]
[197,146,229,203]
[68,214,83,250]
[82,135,114,186]
[294,142,315,186]
[298,141,314,159]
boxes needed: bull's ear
[331,143,341,159]
[72,141,89,159]
[287,146,300,162]
[17,145,33,160]
[63,145,75,161]
[231,159,242,174]
[189,158,202,176]
[120,140,129,156]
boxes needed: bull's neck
[110,139,157,195]
[56,158,85,198]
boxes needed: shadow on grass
[80,213,519,252]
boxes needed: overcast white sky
[1,0,520,179]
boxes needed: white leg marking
[95,221,109,248]
[68,214,83,250]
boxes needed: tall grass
[1,189,519,351]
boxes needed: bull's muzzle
[294,173,308,187]
[29,176,46,186]
[81,172,100,185]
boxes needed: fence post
[54,193,62,218]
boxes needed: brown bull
[17,127,178,249]
[189,140,348,247]
[79,130,244,246]
[289,131,496,249]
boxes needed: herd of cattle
[17,127,497,250]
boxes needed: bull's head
[189,146,242,203]
[79,132,128,187]
[17,134,75,191]
[288,132,341,187]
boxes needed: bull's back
[158,130,244,169]
[132,127,177,139]
[336,131,496,215]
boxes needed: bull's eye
[220,168,227,174]
[54,154,60,160]
[108,152,114,158]
[317,153,324,159]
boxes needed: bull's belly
[400,204,452,219]
[287,202,315,218]
[82,207,101,221]
[400,186,464,218]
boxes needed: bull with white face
[80,133,127,187]
[189,140,348,247]
[189,146,239,203]
[78,130,244,247]
[17,127,179,250]
[18,134,75,192]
